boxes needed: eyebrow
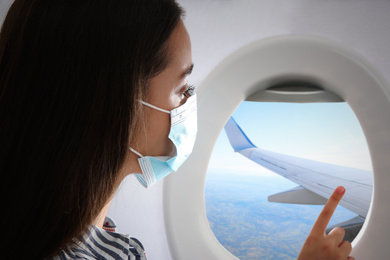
[181,64,194,79]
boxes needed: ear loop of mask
[129,147,143,158]
[139,100,170,114]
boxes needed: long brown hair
[0,0,183,258]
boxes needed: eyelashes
[184,84,196,97]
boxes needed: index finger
[311,186,345,236]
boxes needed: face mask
[129,94,197,188]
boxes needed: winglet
[224,116,257,152]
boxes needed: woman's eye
[183,84,196,97]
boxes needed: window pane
[205,101,372,260]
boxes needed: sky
[207,100,373,177]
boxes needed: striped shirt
[48,225,147,260]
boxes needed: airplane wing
[224,116,372,240]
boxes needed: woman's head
[0,0,185,258]
[124,19,194,175]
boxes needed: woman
[0,0,353,259]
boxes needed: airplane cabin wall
[182,0,390,87]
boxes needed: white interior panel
[163,35,390,260]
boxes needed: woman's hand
[298,186,355,260]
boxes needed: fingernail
[336,186,345,195]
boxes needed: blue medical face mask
[129,94,197,188]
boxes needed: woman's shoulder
[48,225,146,260]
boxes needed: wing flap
[268,186,328,205]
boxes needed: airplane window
[205,101,373,260]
